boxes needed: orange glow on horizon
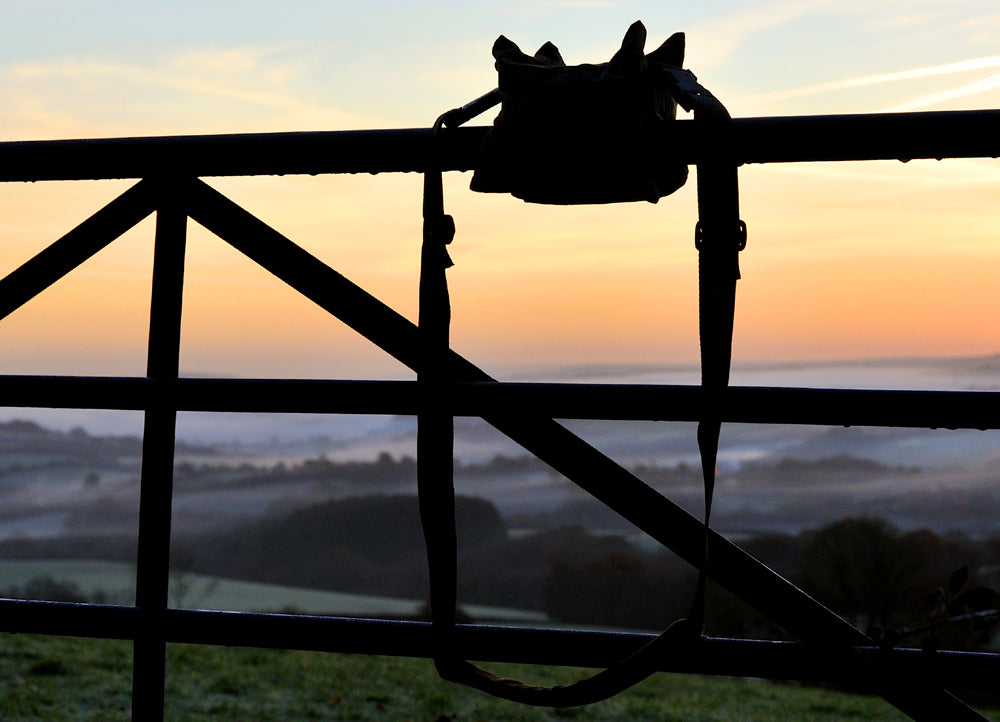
[0,157,998,379]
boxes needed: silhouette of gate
[0,110,999,719]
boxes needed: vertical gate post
[132,177,188,720]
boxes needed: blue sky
[6,1,1000,138]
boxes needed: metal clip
[659,67,716,113]
[695,219,747,251]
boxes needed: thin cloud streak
[685,0,829,68]
[885,71,1000,112]
[9,58,310,114]
[751,54,1000,104]
[0,49,383,137]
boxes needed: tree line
[170,496,999,651]
[2,493,996,653]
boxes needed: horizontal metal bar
[0,375,421,414]
[1,109,998,181]
[732,110,1000,164]
[0,599,996,691]
[0,375,997,430]
[0,128,487,181]
[453,382,1000,430]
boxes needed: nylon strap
[683,77,742,631]
[417,94,743,706]
[418,118,458,663]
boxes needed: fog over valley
[0,356,997,641]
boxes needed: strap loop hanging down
[418,117,458,667]
[416,39,745,708]
[689,103,743,632]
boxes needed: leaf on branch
[954,586,1000,614]
[948,566,969,597]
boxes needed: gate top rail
[0,109,998,182]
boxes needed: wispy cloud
[168,46,281,74]
[744,53,1000,112]
[552,0,619,7]
[499,0,620,17]
[0,45,382,139]
[10,58,309,113]
[750,54,1000,104]
[684,0,830,68]
[957,11,1000,43]
[885,71,1000,112]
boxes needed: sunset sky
[2,1,1000,380]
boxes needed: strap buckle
[695,219,747,252]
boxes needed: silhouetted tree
[542,549,690,629]
[799,517,927,632]
[1,576,88,603]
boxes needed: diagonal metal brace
[0,180,158,321]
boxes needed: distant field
[0,559,547,622]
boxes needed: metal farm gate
[0,97,999,718]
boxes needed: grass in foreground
[0,632,994,721]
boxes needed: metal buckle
[695,219,747,251]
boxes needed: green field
[0,632,964,721]
[0,559,546,622]
[1,561,997,720]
